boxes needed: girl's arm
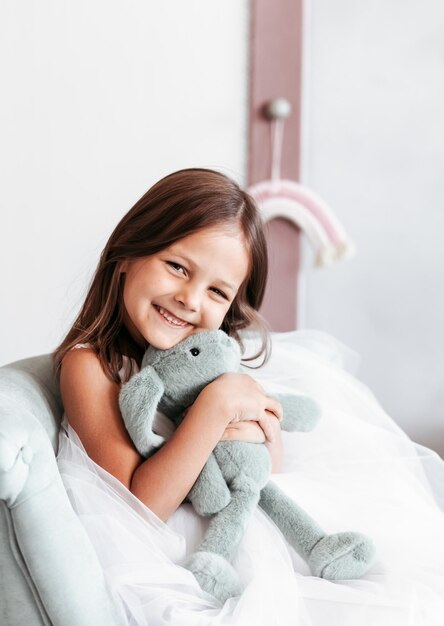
[129,391,232,520]
[60,350,282,521]
[60,348,143,488]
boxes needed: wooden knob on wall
[264,97,292,120]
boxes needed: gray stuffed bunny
[119,330,375,603]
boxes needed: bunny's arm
[119,366,166,457]
[273,393,322,432]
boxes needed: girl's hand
[200,373,283,442]
[220,412,283,472]
[220,421,266,443]
[220,409,281,443]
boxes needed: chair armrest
[0,401,127,625]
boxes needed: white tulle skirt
[56,331,444,625]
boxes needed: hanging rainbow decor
[248,179,356,267]
[249,100,355,267]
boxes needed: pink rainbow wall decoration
[249,106,355,268]
[248,178,356,268]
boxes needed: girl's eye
[210,287,228,300]
[167,261,186,274]
[166,262,227,299]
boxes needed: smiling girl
[52,167,444,625]
[54,168,282,523]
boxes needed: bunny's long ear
[273,393,322,432]
[119,366,165,457]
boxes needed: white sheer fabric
[57,331,444,625]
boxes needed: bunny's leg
[185,475,260,603]
[187,452,231,516]
[260,482,324,560]
[260,482,375,580]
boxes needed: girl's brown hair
[53,168,271,383]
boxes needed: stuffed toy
[119,330,375,603]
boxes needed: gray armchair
[0,354,127,626]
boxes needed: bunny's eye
[190,348,200,357]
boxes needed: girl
[54,168,444,625]
[55,168,284,519]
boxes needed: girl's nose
[174,285,202,312]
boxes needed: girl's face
[120,224,250,350]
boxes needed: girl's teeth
[157,306,188,326]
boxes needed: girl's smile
[153,304,193,328]
[120,225,250,350]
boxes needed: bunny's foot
[309,532,375,580]
[185,551,241,604]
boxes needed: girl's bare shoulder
[61,343,107,378]
[60,346,142,487]
[60,347,120,442]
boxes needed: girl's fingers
[257,411,278,442]
[265,397,283,421]
[221,422,266,443]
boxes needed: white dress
[56,331,444,625]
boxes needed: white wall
[300,0,444,454]
[2,1,443,456]
[0,0,249,364]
